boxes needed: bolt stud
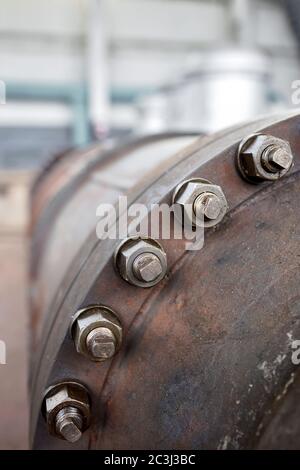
[132,253,163,283]
[194,192,222,221]
[173,178,228,228]
[237,134,293,183]
[55,406,83,443]
[115,238,167,288]
[86,326,116,360]
[42,381,91,442]
[72,306,122,362]
[261,144,293,173]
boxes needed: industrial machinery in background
[2,0,300,165]
[136,48,271,134]
[135,0,296,135]
[30,110,300,449]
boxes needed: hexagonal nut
[172,178,228,228]
[115,238,167,288]
[237,133,293,183]
[42,382,90,439]
[71,305,122,361]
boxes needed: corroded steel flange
[30,112,300,449]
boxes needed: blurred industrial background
[0,0,300,449]
[1,0,300,168]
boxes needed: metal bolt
[261,144,293,173]
[43,381,91,442]
[237,134,294,183]
[132,252,163,283]
[172,178,228,228]
[115,238,167,288]
[72,305,122,362]
[86,326,116,360]
[55,406,83,443]
[194,192,222,221]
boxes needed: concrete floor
[0,236,29,449]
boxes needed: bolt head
[173,178,228,228]
[115,238,167,287]
[132,253,163,282]
[194,192,222,221]
[264,146,293,171]
[237,134,293,182]
[43,382,90,441]
[55,407,83,443]
[59,420,82,443]
[86,326,116,360]
[72,306,122,362]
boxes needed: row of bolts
[43,133,294,443]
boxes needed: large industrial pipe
[30,111,300,449]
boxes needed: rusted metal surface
[30,112,300,449]
[29,133,199,355]
[256,369,300,449]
